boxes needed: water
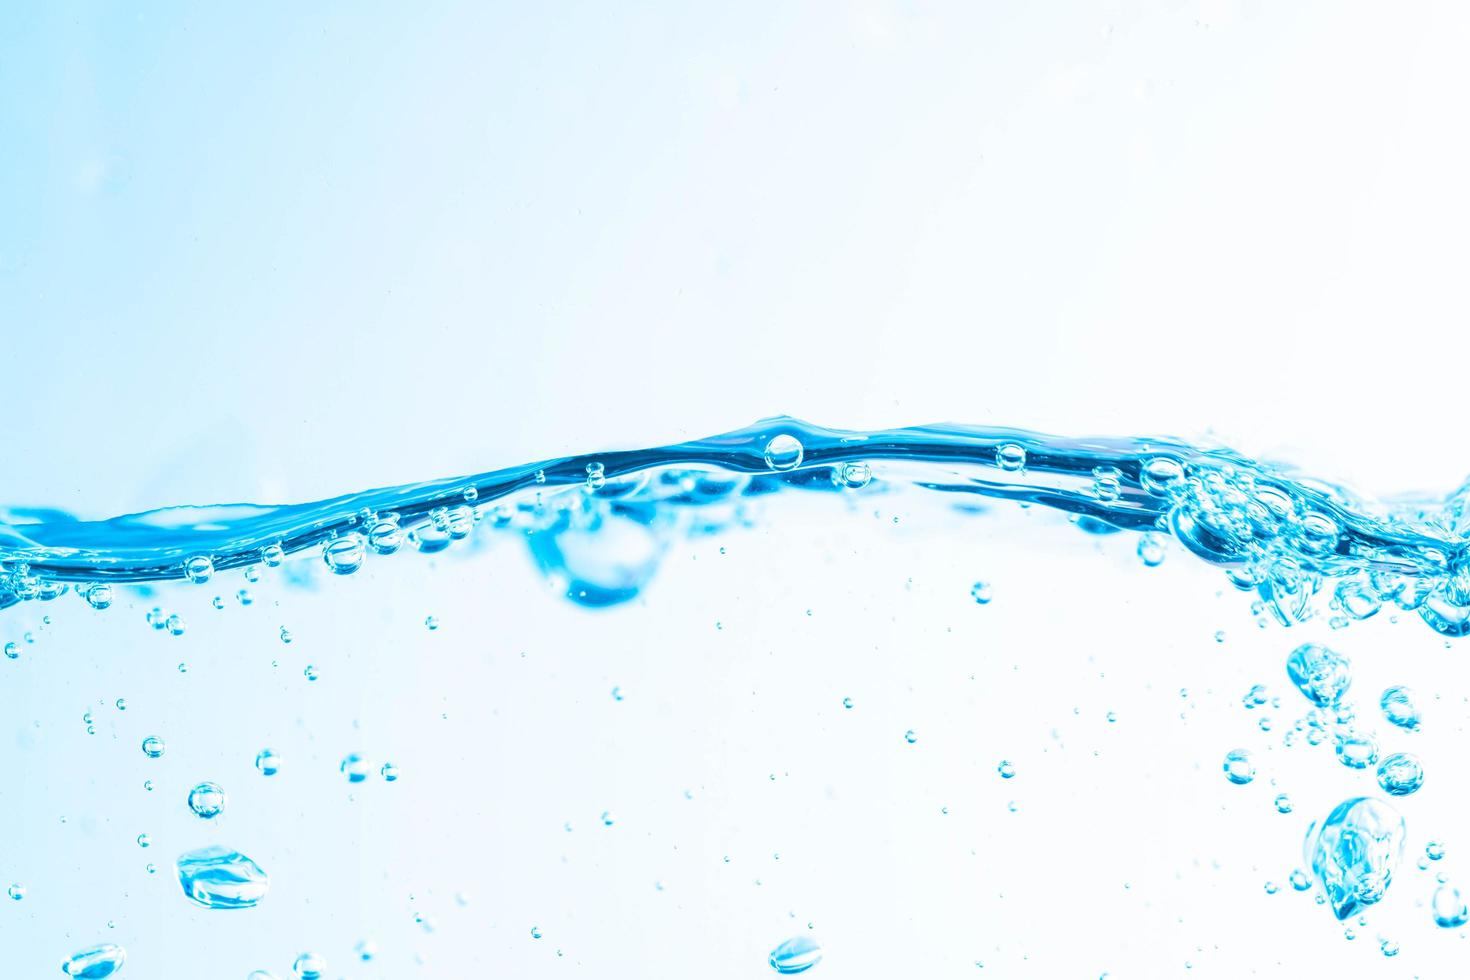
[7,417,1470,975]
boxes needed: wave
[3,417,1468,634]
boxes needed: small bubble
[355,939,378,961]
[1137,534,1167,567]
[1140,457,1185,495]
[1335,732,1379,770]
[237,588,254,606]
[1222,748,1254,784]
[1380,686,1420,731]
[262,544,286,567]
[1376,752,1424,796]
[763,435,804,471]
[835,461,872,489]
[842,696,854,709]
[611,686,624,701]
[340,753,371,783]
[997,760,1015,779]
[1289,869,1312,891]
[184,555,215,584]
[1264,881,1279,894]
[166,614,186,636]
[1274,793,1293,814]
[2,642,16,660]
[585,462,607,490]
[136,833,150,848]
[425,615,440,631]
[380,762,400,782]
[84,583,114,610]
[970,581,993,604]
[1428,841,1446,861]
[141,736,165,759]
[367,519,404,555]
[292,952,327,980]
[1433,883,1469,927]
[188,782,227,819]
[255,749,281,776]
[7,883,24,901]
[995,443,1026,472]
[115,698,126,711]
[322,533,367,575]
[279,627,293,644]
[1380,938,1399,957]
[601,810,616,826]
[303,665,319,682]
[904,730,918,744]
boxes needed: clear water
[6,417,1470,975]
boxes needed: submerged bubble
[292,952,327,980]
[262,543,286,567]
[1427,841,1446,861]
[904,730,918,744]
[1286,643,1352,707]
[1274,793,1293,814]
[970,581,993,604]
[1379,686,1420,731]
[1223,748,1255,785]
[340,753,371,783]
[254,749,281,776]
[585,462,607,490]
[995,443,1026,472]
[1335,732,1379,770]
[1289,869,1312,891]
[84,584,114,610]
[4,641,17,660]
[188,781,227,819]
[183,555,214,584]
[997,760,1015,779]
[764,435,804,472]
[141,736,165,759]
[165,614,186,636]
[176,845,270,909]
[380,762,400,782]
[1307,797,1405,920]
[1433,884,1469,928]
[1375,753,1424,796]
[8,883,25,900]
[322,533,366,575]
[769,935,823,974]
[61,943,126,978]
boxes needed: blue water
[5,417,1470,976]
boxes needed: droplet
[1335,732,1379,770]
[188,781,227,819]
[367,519,404,555]
[1307,797,1405,920]
[1223,748,1254,785]
[322,533,366,575]
[61,943,126,978]
[1379,686,1420,731]
[255,749,281,776]
[769,935,823,974]
[176,845,270,909]
[1433,883,1469,927]
[995,443,1026,472]
[84,584,114,610]
[183,555,214,584]
[763,435,804,471]
[1375,752,1424,796]
[340,753,371,783]
[292,952,327,980]
[970,581,993,604]
[380,762,400,782]
[1286,642,1352,707]
[141,736,165,759]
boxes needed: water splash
[3,417,1470,633]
